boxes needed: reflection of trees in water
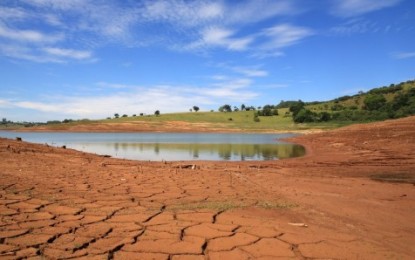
[207,143,305,160]
[154,143,160,154]
[192,147,199,159]
[218,144,232,160]
[106,142,305,160]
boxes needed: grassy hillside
[288,79,415,123]
[306,80,414,111]
[99,109,335,131]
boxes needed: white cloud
[0,23,63,43]
[0,6,29,20]
[331,0,402,17]
[262,24,313,49]
[0,44,93,63]
[15,101,59,112]
[43,47,92,60]
[391,51,415,59]
[250,23,313,57]
[329,18,378,35]
[142,0,224,27]
[0,99,11,107]
[0,44,60,63]
[187,22,313,54]
[219,64,268,77]
[20,0,87,11]
[225,0,297,24]
[187,26,253,51]
[234,68,268,77]
[212,78,253,89]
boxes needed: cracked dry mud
[1,116,415,259]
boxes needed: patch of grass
[169,201,248,211]
[256,200,297,209]
[168,200,297,211]
[370,173,415,184]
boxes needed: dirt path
[1,117,414,259]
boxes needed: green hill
[282,79,415,124]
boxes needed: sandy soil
[17,120,322,134]
[1,116,414,259]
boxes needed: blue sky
[0,0,414,122]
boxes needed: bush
[319,112,331,122]
[363,94,386,111]
[293,109,316,123]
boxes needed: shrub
[363,94,386,111]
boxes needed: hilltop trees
[193,106,200,112]
[257,105,278,116]
[154,110,160,116]
[218,104,232,112]
[288,100,305,117]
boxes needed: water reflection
[0,131,305,161]
[69,142,305,161]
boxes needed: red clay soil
[1,116,414,259]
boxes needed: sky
[0,0,414,122]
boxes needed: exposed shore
[1,116,415,259]
[13,120,326,134]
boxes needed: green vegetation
[287,79,415,124]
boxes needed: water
[0,131,305,161]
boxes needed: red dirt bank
[1,116,414,259]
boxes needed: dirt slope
[1,116,414,259]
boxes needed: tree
[293,109,316,123]
[114,113,119,118]
[122,114,128,117]
[241,104,246,111]
[154,110,160,116]
[193,106,200,112]
[289,100,305,117]
[260,105,277,116]
[219,104,232,112]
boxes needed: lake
[0,132,305,161]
